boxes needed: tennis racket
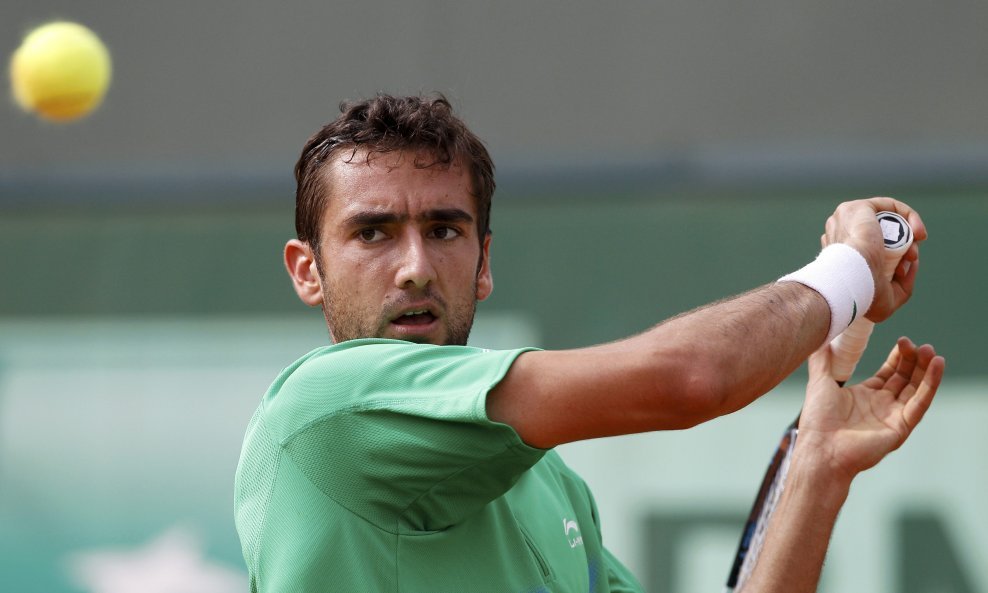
[724,211,913,592]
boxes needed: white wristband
[778,244,875,344]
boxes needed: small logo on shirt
[563,518,583,548]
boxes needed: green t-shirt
[235,338,643,592]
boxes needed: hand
[821,198,928,322]
[795,337,945,484]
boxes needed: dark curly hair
[294,94,495,252]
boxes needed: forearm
[740,449,852,593]
[638,281,830,418]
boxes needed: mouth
[391,308,438,327]
[384,298,445,342]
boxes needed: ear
[476,233,493,302]
[284,239,324,307]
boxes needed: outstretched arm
[488,198,928,449]
[491,281,829,446]
[740,337,946,592]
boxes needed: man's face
[310,149,492,346]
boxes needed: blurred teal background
[2,1,986,592]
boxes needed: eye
[430,226,462,240]
[358,228,386,243]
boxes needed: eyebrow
[342,208,474,228]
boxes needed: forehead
[319,149,476,224]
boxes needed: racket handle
[829,211,913,383]
[830,318,875,382]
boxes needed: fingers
[890,248,919,307]
[873,337,945,431]
[903,343,937,398]
[874,337,918,395]
[870,337,932,392]
[895,251,916,279]
[821,197,928,253]
[826,197,927,254]
[901,349,945,430]
[904,207,928,243]
[856,197,929,243]
[871,337,905,384]
[903,242,920,264]
[890,341,926,402]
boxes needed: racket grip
[830,318,875,383]
[828,211,913,383]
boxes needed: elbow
[659,355,735,429]
[682,370,729,428]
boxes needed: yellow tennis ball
[9,21,112,122]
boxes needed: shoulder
[279,339,519,400]
[261,339,537,441]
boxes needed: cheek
[324,241,384,274]
[325,248,401,299]
[449,254,483,290]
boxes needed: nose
[394,232,437,290]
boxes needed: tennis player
[234,94,945,592]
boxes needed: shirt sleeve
[260,340,545,533]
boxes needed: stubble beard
[320,279,478,346]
